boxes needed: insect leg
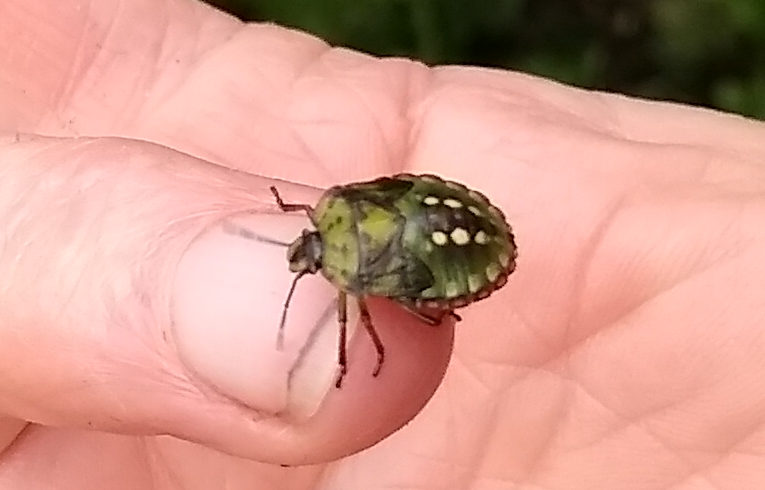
[357,297,385,377]
[335,291,348,388]
[270,186,314,216]
[400,302,461,325]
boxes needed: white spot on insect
[474,230,488,244]
[445,181,464,191]
[467,190,487,203]
[443,198,463,209]
[468,205,482,216]
[445,281,461,298]
[431,231,448,246]
[450,227,470,245]
[486,263,501,282]
[468,274,483,293]
[499,251,510,268]
[423,240,434,253]
[423,196,440,206]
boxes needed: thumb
[0,135,453,464]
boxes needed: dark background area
[207,0,765,119]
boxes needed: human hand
[2,1,765,489]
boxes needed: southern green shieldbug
[271,173,517,387]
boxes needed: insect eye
[286,230,323,274]
[286,238,304,265]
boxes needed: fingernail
[172,212,355,419]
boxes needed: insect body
[271,173,517,387]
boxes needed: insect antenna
[221,220,292,247]
[277,269,308,349]
[255,236,292,247]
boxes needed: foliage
[207,0,765,119]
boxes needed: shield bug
[271,173,516,387]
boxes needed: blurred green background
[207,0,765,119]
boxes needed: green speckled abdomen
[314,174,516,310]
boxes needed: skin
[1,0,765,488]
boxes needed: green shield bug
[271,173,517,387]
